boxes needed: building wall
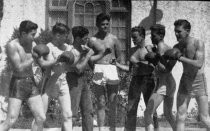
[0,0,46,121]
[132,1,210,116]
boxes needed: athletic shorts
[9,75,40,100]
[92,64,120,85]
[178,73,207,97]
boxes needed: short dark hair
[150,24,165,38]
[52,23,70,35]
[19,20,38,35]
[131,26,145,38]
[174,19,191,31]
[72,26,89,39]
[96,13,110,27]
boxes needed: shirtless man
[144,24,176,131]
[66,26,94,131]
[88,13,124,131]
[34,23,72,131]
[0,20,46,131]
[121,26,159,131]
[168,19,210,131]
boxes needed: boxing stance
[165,19,210,131]
[33,23,73,131]
[0,20,46,131]
[144,24,176,131]
[120,26,159,131]
[66,26,94,131]
[88,13,124,131]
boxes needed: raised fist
[145,52,160,65]
[57,51,75,65]
[163,48,182,60]
[104,48,112,55]
[33,44,50,57]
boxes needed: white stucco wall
[132,1,210,116]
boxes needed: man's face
[150,31,160,45]
[131,31,144,46]
[23,29,37,44]
[98,19,109,33]
[81,34,89,45]
[56,33,68,45]
[22,29,37,51]
[174,25,189,42]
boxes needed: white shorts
[92,64,120,85]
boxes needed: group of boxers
[0,12,210,131]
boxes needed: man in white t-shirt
[33,23,72,131]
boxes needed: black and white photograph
[0,0,210,131]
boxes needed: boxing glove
[163,48,182,60]
[145,52,160,65]
[33,44,50,57]
[58,51,75,65]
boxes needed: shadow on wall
[138,5,163,32]
[0,0,3,26]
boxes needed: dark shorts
[92,83,118,101]
[9,75,40,100]
[178,73,208,97]
[128,74,156,101]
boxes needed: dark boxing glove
[33,44,50,57]
[58,51,75,65]
[145,52,160,65]
[163,48,182,60]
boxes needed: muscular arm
[130,49,140,64]
[75,49,94,74]
[6,43,33,72]
[114,37,125,64]
[179,40,204,68]
[88,39,104,63]
[116,61,129,71]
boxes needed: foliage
[34,29,53,45]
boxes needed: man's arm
[114,37,125,64]
[6,43,33,72]
[179,40,204,68]
[75,48,94,74]
[88,38,105,63]
[156,44,177,73]
[130,49,140,64]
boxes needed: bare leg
[196,95,210,131]
[144,93,164,131]
[108,92,117,131]
[163,96,176,131]
[0,98,22,131]
[97,95,106,131]
[41,93,50,114]
[28,95,46,131]
[176,93,190,131]
[59,92,72,131]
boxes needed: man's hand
[86,48,94,57]
[104,48,112,56]
[32,51,39,59]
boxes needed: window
[46,0,131,61]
